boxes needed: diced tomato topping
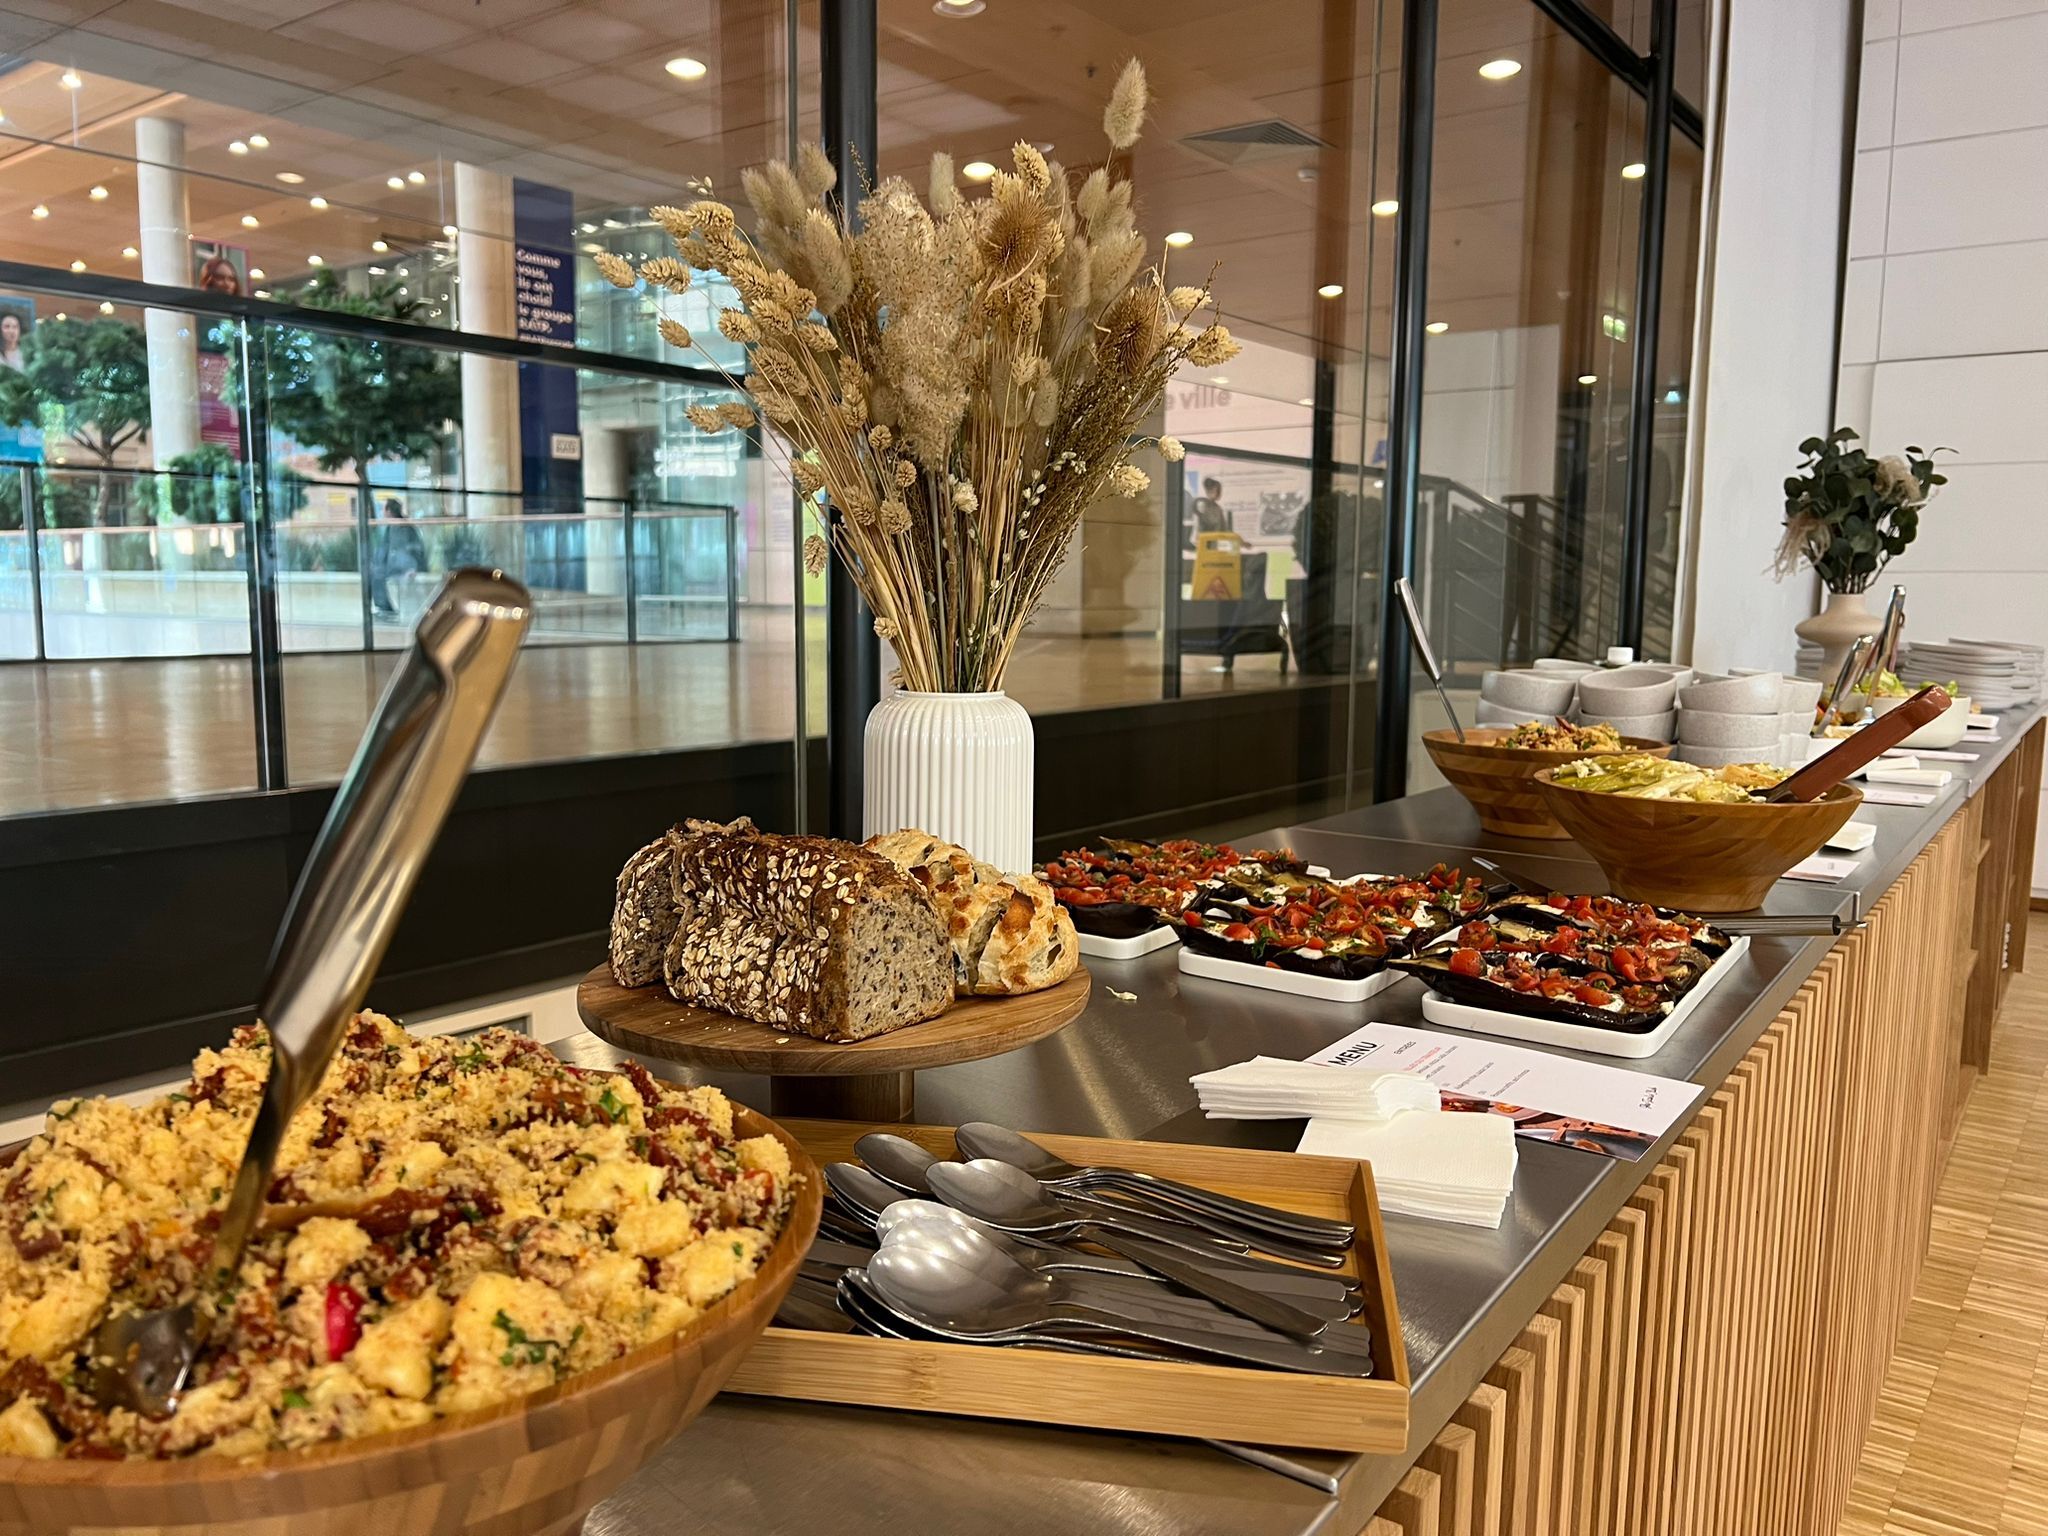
[1448,948,1484,977]
[1573,984,1616,1007]
[324,1282,364,1361]
[1181,910,1204,928]
[1221,923,1255,942]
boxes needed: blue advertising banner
[513,178,580,515]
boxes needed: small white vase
[1794,589,1881,678]
[863,689,1035,873]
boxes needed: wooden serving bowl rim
[1422,728,1673,762]
[0,1101,823,1490]
[1530,767,1864,812]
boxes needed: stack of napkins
[1298,1110,1518,1228]
[1190,1057,1439,1121]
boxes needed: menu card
[1860,785,1938,807]
[1304,1023,1703,1162]
[1782,853,1859,883]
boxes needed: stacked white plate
[1898,638,2043,709]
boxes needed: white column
[453,162,521,517]
[135,116,200,469]
[583,425,630,596]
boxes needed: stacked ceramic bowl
[1573,665,1685,743]
[1674,671,1821,767]
[1476,666,1583,726]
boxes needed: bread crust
[865,828,1080,997]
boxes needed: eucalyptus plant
[1776,427,1947,594]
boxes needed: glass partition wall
[0,0,1703,831]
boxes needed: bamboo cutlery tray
[723,1120,1412,1453]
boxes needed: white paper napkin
[1297,1109,1517,1228]
[1191,1058,1440,1121]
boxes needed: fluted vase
[863,689,1034,873]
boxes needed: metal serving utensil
[1820,634,1878,732]
[953,1122,1356,1252]
[89,570,532,1417]
[1395,574,1464,742]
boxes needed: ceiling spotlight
[241,214,259,228]
[933,0,986,13]
[1478,58,1522,80]
[52,313,64,322]
[248,132,269,149]
[1371,199,1399,216]
[441,223,457,237]
[1317,283,1344,298]
[229,139,249,155]
[1210,376,1229,387]
[309,195,329,209]
[1164,230,1194,248]
[88,184,108,200]
[406,169,425,184]
[275,171,304,184]
[387,176,405,190]
[962,160,996,182]
[253,289,270,300]
[1296,396,1315,407]
[307,253,324,266]
[371,239,389,253]
[59,70,81,90]
[30,204,47,219]
[664,56,708,80]
[121,245,137,259]
[68,259,85,272]
[1425,320,1448,334]
[249,266,265,279]
[367,265,386,275]
[98,300,113,314]
[1664,388,1682,404]
[1621,161,1646,180]
[1578,373,1598,385]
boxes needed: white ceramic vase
[863,689,1034,872]
[1794,589,1881,678]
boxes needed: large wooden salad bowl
[1533,769,1861,912]
[1424,728,1673,840]
[0,1104,823,1536]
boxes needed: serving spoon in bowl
[89,570,532,1417]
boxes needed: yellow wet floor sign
[1190,530,1243,601]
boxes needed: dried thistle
[1104,59,1148,150]
[593,251,637,288]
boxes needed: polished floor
[0,609,1317,815]
[1839,913,2048,1536]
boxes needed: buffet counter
[568,707,2044,1536]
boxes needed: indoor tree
[0,314,152,527]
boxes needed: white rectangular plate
[1177,945,1408,1005]
[1078,925,1180,960]
[1416,935,1751,1060]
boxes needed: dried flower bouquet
[596,59,1237,692]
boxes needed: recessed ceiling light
[664,56,708,80]
[1425,320,1448,334]
[68,259,86,272]
[371,239,389,253]
[229,139,249,155]
[309,196,328,209]
[88,184,107,200]
[397,266,409,276]
[962,160,996,182]
[1210,376,1229,386]
[1478,58,1522,80]
[30,204,47,219]
[249,266,265,279]
[1296,396,1315,406]
[441,224,457,237]
[1620,161,1646,180]
[1371,199,1399,216]
[1578,373,1598,385]
[52,312,64,321]
[406,170,425,185]
[1664,388,1683,404]
[247,132,269,149]
[933,0,985,14]
[59,70,81,90]
[121,245,137,259]
[1317,283,1344,298]
[253,289,270,299]
[307,254,324,266]
[1164,230,1194,248]
[241,214,259,228]
[275,171,304,185]
[387,176,405,190]
[98,300,113,314]
[368,265,386,275]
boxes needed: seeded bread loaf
[864,828,1081,998]
[661,823,953,1042]
[607,817,758,987]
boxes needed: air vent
[1180,119,1327,165]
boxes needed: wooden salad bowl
[0,1104,823,1536]
[1532,769,1862,913]
[1423,728,1673,840]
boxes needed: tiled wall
[1838,0,2048,891]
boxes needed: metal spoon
[89,570,532,1417]
[825,1161,905,1225]
[867,1245,1374,1377]
[954,1122,1355,1251]
[854,1131,942,1195]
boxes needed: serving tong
[1395,575,1464,742]
[89,571,531,1417]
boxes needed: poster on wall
[0,293,45,464]
[513,178,581,513]
[188,242,247,454]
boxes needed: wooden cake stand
[576,964,1092,1121]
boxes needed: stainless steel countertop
[572,708,2041,1536]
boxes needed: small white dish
[1677,709,1782,749]
[1679,672,1783,713]
[1578,668,1680,716]
[1481,669,1580,714]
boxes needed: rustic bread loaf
[662,823,952,1042]
[606,817,757,986]
[864,828,1080,998]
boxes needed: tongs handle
[212,570,530,1275]
[1766,685,1950,804]
[1394,575,1464,743]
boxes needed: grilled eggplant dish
[1175,864,1490,981]
[1038,838,1300,939]
[1392,894,1733,1032]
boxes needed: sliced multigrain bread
[865,828,1080,997]
[662,822,952,1042]
[607,817,756,986]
